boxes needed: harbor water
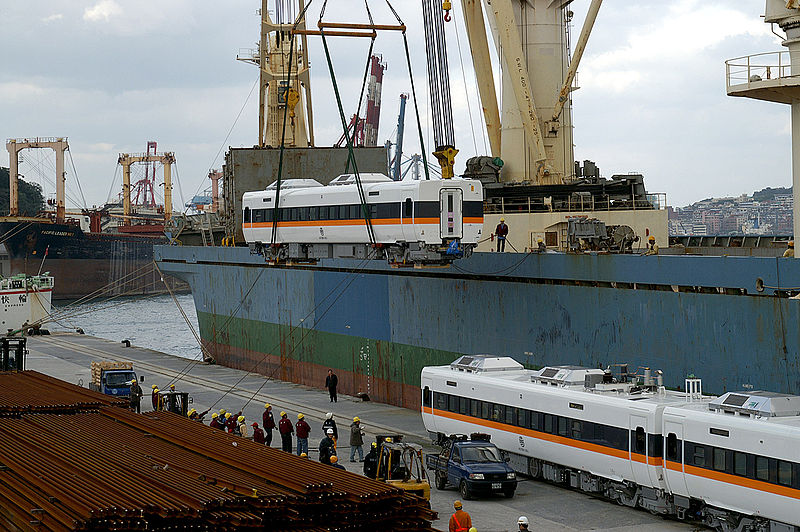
[51,293,201,361]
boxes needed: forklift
[375,436,431,501]
[155,390,191,416]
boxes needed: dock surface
[28,332,694,532]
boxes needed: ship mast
[238,0,314,147]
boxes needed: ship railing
[726,51,798,90]
[485,192,666,215]
[6,137,67,144]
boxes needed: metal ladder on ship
[199,213,214,247]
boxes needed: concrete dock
[27,332,696,532]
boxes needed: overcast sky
[0,0,788,210]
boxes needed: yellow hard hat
[189,408,196,414]
[297,413,304,420]
[537,237,543,242]
[371,442,377,448]
[238,416,245,422]
[154,388,159,392]
[500,218,505,222]
[789,240,795,247]
[300,452,307,457]
[469,528,478,532]
[219,409,226,415]
[648,235,655,241]
[385,437,392,443]
[211,412,218,418]
[130,379,136,384]
[264,403,271,409]
[353,416,360,423]
[454,500,462,509]
[280,411,287,417]
[225,413,232,419]
[330,455,338,463]
[151,384,158,389]
[169,384,175,389]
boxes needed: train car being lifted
[421,355,800,532]
[242,173,483,264]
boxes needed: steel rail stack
[0,372,437,531]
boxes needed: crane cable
[344,0,377,173]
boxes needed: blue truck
[425,434,517,499]
[89,361,138,397]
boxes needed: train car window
[435,392,448,411]
[490,404,502,422]
[350,205,360,219]
[448,395,459,413]
[291,208,298,221]
[778,461,792,486]
[529,411,540,431]
[755,456,769,481]
[734,452,747,476]
[422,387,431,408]
[459,396,469,415]
[448,194,454,211]
[244,207,251,223]
[338,205,347,220]
[319,206,327,220]
[769,458,778,484]
[607,426,629,451]
[648,434,663,457]
[571,420,582,440]
[634,427,646,454]
[793,463,800,489]
[713,448,726,471]
[481,401,490,420]
[505,407,515,425]
[517,409,528,428]
[267,209,275,223]
[557,417,568,437]
[666,433,678,461]
[693,444,706,467]
[253,209,264,223]
[544,414,553,434]
[470,399,479,418]
[404,198,413,217]
[328,206,337,220]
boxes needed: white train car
[241,173,483,264]
[421,355,800,531]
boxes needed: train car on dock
[242,174,483,264]
[421,355,800,532]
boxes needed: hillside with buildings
[669,187,793,236]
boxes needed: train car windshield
[461,446,503,463]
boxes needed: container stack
[0,371,438,531]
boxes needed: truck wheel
[435,472,447,490]
[503,487,515,498]
[528,458,542,479]
[459,481,472,500]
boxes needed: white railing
[726,51,799,90]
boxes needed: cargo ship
[158,2,800,410]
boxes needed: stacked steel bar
[0,372,437,531]
[0,370,128,415]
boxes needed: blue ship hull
[155,246,800,409]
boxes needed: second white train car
[242,173,483,264]
[421,355,800,531]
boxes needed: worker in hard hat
[329,454,345,470]
[225,410,242,433]
[517,516,529,530]
[784,240,794,258]
[188,408,210,422]
[469,528,477,532]
[299,452,308,458]
[128,379,143,413]
[237,415,248,438]
[278,411,294,453]
[150,384,159,410]
[644,235,659,255]
[209,412,222,430]
[295,413,311,456]
[321,412,338,447]
[449,500,472,532]
[262,403,275,447]
[536,236,546,252]
[495,217,509,252]
[349,416,365,462]
[363,441,378,478]
[252,422,265,444]
[319,428,336,465]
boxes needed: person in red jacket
[495,218,508,252]
[295,413,311,456]
[449,500,472,532]
[226,411,242,433]
[263,403,276,447]
[252,422,266,444]
[209,412,222,429]
[151,385,160,410]
[278,411,294,453]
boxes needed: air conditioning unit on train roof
[449,355,524,373]
[709,391,800,418]
[532,366,605,387]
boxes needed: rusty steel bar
[291,29,378,38]
[317,21,406,32]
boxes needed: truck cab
[101,369,137,396]
[426,434,517,499]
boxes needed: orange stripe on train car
[244,217,484,229]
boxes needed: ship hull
[156,246,800,410]
[0,220,185,299]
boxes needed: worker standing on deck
[151,385,159,409]
[325,369,338,402]
[296,413,311,456]
[263,403,276,447]
[237,415,248,437]
[278,411,294,453]
[209,412,222,429]
[784,240,794,257]
[129,379,142,413]
[449,501,472,532]
[319,428,336,464]
[329,455,345,470]
[252,422,265,444]
[349,417,364,462]
[644,235,659,255]
[322,413,338,446]
[363,442,378,478]
[517,516,529,530]
[495,218,508,252]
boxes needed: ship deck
[30,332,691,531]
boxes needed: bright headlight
[507,472,516,479]
[468,473,484,480]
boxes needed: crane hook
[443,1,452,22]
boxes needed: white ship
[0,274,53,333]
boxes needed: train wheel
[435,472,447,490]
[459,481,472,500]
[528,458,542,479]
